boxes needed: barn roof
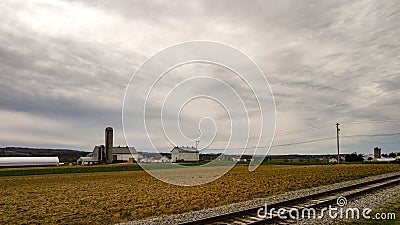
[77,157,98,162]
[112,146,137,154]
[172,146,199,153]
[90,146,138,158]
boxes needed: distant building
[328,158,338,163]
[139,155,170,163]
[363,154,374,162]
[159,156,171,162]
[76,156,98,165]
[171,146,199,162]
[375,157,396,163]
[374,147,382,159]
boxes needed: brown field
[0,164,399,225]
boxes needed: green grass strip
[0,165,143,177]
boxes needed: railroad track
[179,173,400,225]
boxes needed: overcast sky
[1,0,399,155]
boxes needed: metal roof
[112,146,137,154]
[171,146,199,153]
[0,157,59,167]
[77,157,98,162]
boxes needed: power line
[273,119,400,137]
[271,131,400,149]
[342,135,400,145]
[136,124,400,152]
[339,119,400,124]
[214,130,400,149]
[190,136,337,151]
[342,132,400,138]
[271,136,337,147]
[275,124,331,136]
[138,131,400,151]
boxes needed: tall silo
[374,147,381,159]
[105,127,113,163]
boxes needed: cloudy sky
[1,0,399,155]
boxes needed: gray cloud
[0,0,399,154]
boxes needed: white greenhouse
[0,157,59,167]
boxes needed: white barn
[171,146,199,162]
[77,146,139,165]
[76,156,98,165]
[0,157,59,167]
[112,146,139,162]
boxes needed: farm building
[363,154,375,162]
[328,158,338,163]
[76,156,98,165]
[112,146,139,161]
[76,127,140,165]
[77,146,139,165]
[374,147,382,158]
[140,155,170,163]
[0,157,59,167]
[171,146,199,162]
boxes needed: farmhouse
[171,146,199,162]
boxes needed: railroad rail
[179,173,400,225]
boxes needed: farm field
[0,164,399,224]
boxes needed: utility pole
[336,123,340,164]
[195,140,200,150]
